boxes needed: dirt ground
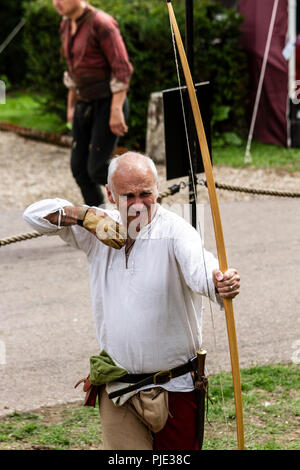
[1,129,300,209]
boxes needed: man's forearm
[44,206,105,227]
[111,89,127,111]
[44,206,83,226]
[67,89,77,122]
[109,90,128,136]
[43,205,126,250]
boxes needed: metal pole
[0,19,25,55]
[185,0,197,228]
[288,0,297,101]
[244,0,279,162]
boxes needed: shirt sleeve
[23,198,94,255]
[94,14,133,87]
[109,76,129,94]
[173,222,223,307]
[63,71,76,89]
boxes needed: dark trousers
[153,390,199,450]
[71,96,129,206]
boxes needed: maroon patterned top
[60,5,133,101]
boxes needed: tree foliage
[19,0,248,148]
[0,0,29,85]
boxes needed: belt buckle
[153,370,172,385]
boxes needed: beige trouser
[98,387,153,450]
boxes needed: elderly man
[53,0,133,206]
[23,152,240,450]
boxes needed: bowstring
[169,17,230,438]
[169,20,197,202]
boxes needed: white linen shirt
[23,198,222,395]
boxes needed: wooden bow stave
[166,0,245,450]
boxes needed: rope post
[185,0,198,229]
[244,0,279,164]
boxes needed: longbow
[165,0,245,450]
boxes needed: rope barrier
[0,231,43,247]
[197,178,300,198]
[1,179,300,247]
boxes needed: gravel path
[0,130,300,417]
[1,130,300,209]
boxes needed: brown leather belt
[108,355,198,399]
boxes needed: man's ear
[106,184,115,204]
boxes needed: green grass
[0,364,298,450]
[0,405,102,450]
[0,91,65,133]
[213,139,300,173]
[203,363,300,450]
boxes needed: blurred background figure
[53,0,133,206]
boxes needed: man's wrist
[77,206,90,226]
[110,104,122,112]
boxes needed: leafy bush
[0,0,28,85]
[21,0,248,148]
[23,0,66,118]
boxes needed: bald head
[107,152,158,194]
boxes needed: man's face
[53,0,81,16]
[106,165,158,238]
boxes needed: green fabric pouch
[90,350,128,386]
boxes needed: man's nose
[129,202,145,213]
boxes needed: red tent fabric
[239,0,289,146]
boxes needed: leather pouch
[129,388,169,433]
[74,374,99,407]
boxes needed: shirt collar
[135,203,161,239]
[75,6,90,24]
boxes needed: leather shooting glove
[83,211,126,250]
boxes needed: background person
[53,0,133,206]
